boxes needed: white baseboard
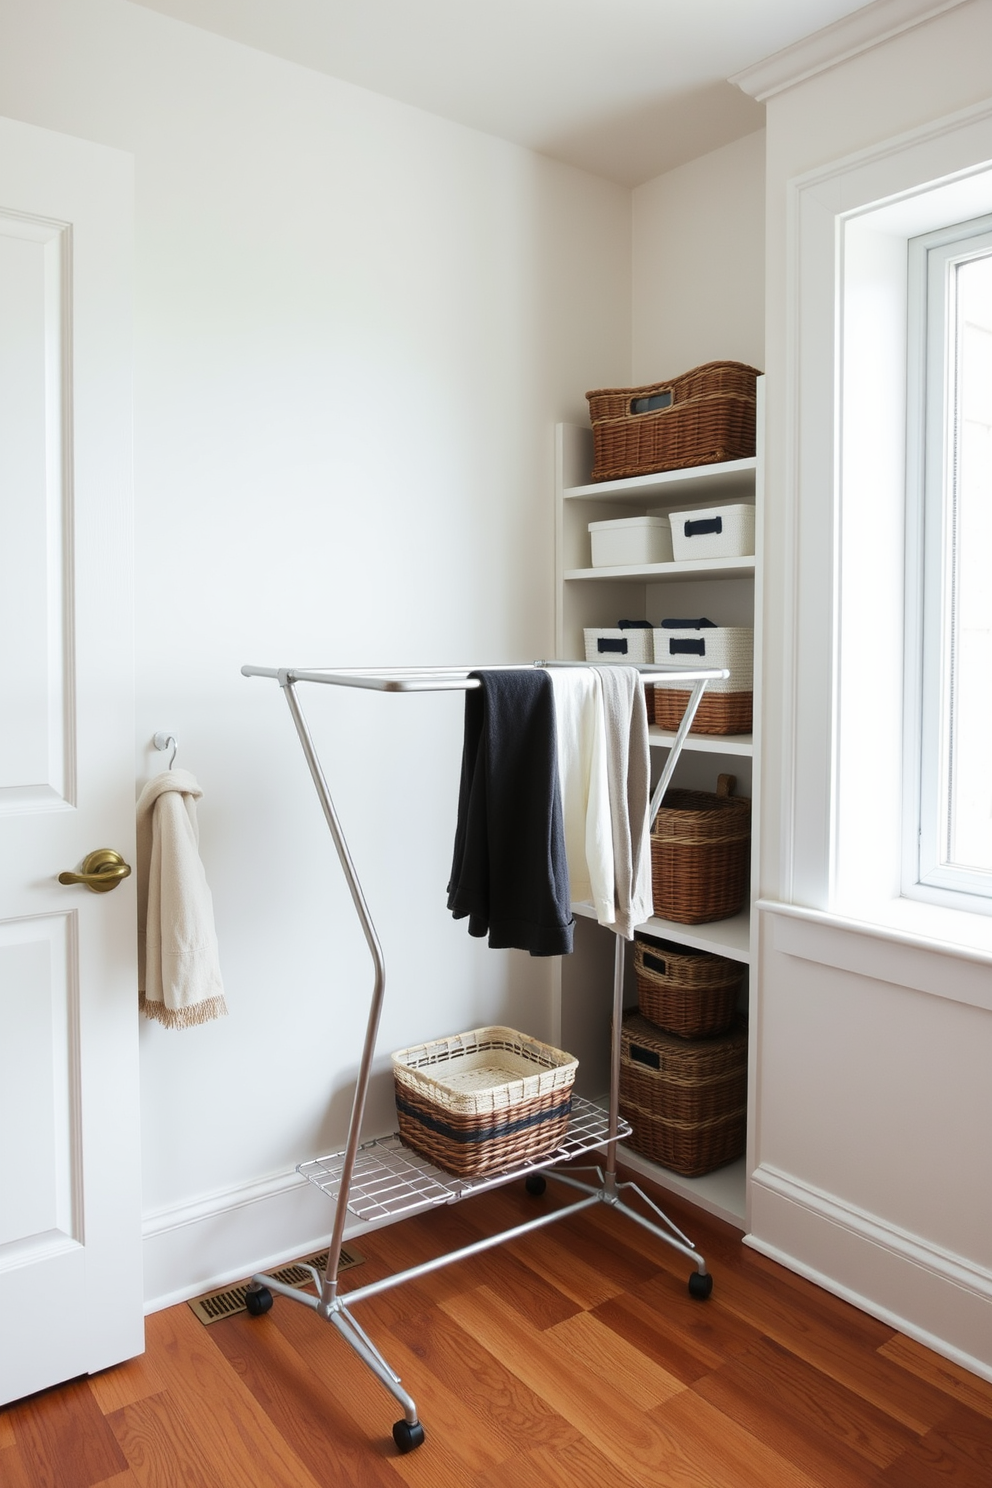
[141,1167,366,1314]
[748,1163,992,1382]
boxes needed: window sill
[758,897,992,1015]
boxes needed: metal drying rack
[240,658,727,1454]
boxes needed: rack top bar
[241,662,730,693]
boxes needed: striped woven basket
[619,1012,747,1176]
[392,1026,578,1178]
[650,775,751,924]
[634,935,744,1039]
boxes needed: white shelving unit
[553,385,763,1229]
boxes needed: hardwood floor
[4,1171,992,1487]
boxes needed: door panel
[0,116,139,1405]
[0,211,70,809]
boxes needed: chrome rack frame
[240,658,727,1453]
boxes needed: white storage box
[584,625,654,663]
[652,623,753,693]
[668,504,754,562]
[588,515,672,568]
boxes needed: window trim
[904,213,992,913]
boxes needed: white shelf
[571,903,751,964]
[565,555,755,583]
[649,727,753,757]
[565,457,756,507]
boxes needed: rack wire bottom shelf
[298,1095,631,1226]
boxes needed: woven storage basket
[650,774,751,924]
[651,622,753,735]
[586,361,760,482]
[584,622,654,663]
[634,934,744,1039]
[619,1012,747,1176]
[392,1026,578,1178]
[651,688,753,736]
[669,503,755,562]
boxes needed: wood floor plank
[648,1388,826,1488]
[469,1435,650,1488]
[205,1311,400,1487]
[704,1264,950,1434]
[625,1266,767,1364]
[691,1336,917,1486]
[439,1283,701,1483]
[545,1310,685,1411]
[877,1335,992,1421]
[90,1475,143,1488]
[366,1209,583,1331]
[5,1376,128,1488]
[107,1391,227,1488]
[0,1412,17,1450]
[495,1224,629,1309]
[535,1205,668,1290]
[591,1290,726,1384]
[874,1402,992,1486]
[0,1443,34,1488]
[142,1305,328,1488]
[263,1280,519,1480]
[88,1353,166,1417]
[381,1303,582,1453]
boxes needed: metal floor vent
[188,1245,364,1326]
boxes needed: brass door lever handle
[58,848,132,893]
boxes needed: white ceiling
[129,0,872,184]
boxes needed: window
[909,215,992,909]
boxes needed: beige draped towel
[136,768,228,1028]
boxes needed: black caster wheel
[244,1284,273,1317]
[688,1271,713,1301]
[525,1173,547,1197]
[392,1420,426,1454]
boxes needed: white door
[0,117,141,1404]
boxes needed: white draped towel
[136,768,228,1029]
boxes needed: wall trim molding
[748,1163,992,1381]
[141,1166,365,1314]
[731,0,969,102]
[752,1163,992,1300]
[142,1166,304,1239]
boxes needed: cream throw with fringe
[136,768,227,1028]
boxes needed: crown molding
[731,0,970,102]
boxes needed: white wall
[753,0,992,1379]
[0,0,632,1307]
[632,130,765,382]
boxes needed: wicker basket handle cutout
[630,1043,662,1070]
[716,774,736,797]
[630,388,673,415]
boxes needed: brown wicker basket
[650,774,750,924]
[586,362,760,483]
[651,687,753,736]
[391,1026,577,1178]
[634,934,744,1039]
[619,1012,747,1176]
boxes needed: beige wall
[632,130,765,383]
[0,0,632,1307]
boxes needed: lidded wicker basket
[634,934,744,1039]
[650,774,750,924]
[391,1026,578,1178]
[619,1011,747,1177]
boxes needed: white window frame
[905,214,992,913]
